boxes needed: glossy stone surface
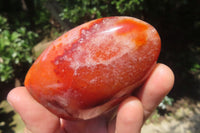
[24,16,161,120]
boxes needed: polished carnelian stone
[25,16,161,120]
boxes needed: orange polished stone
[24,16,161,120]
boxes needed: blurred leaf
[158,96,174,110]
[0,15,38,83]
[190,63,200,72]
[11,32,20,41]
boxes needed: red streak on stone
[116,19,148,35]
[116,19,148,47]
[51,18,106,94]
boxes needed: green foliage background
[0,16,38,82]
[58,0,144,24]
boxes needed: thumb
[7,87,62,133]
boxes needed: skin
[7,63,174,133]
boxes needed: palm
[7,64,174,133]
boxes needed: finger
[115,96,143,133]
[7,87,62,133]
[135,63,174,119]
[61,115,108,133]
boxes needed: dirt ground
[142,98,200,133]
[0,100,25,133]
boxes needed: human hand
[7,63,174,133]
